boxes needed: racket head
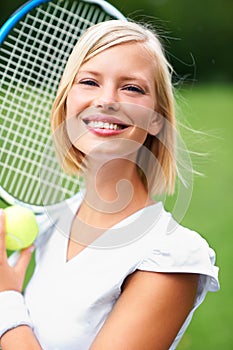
[0,0,126,213]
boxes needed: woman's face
[66,42,162,160]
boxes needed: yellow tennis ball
[4,205,39,251]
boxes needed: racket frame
[0,0,126,44]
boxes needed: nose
[94,87,120,112]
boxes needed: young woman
[0,20,219,350]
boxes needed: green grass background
[174,84,233,349]
[3,84,232,348]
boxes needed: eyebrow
[76,70,100,77]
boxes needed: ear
[148,111,164,136]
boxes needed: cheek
[123,103,156,132]
[66,92,77,119]
[130,127,148,145]
[66,115,87,149]
[66,89,88,118]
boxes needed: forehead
[80,42,154,73]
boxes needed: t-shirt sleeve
[137,223,219,307]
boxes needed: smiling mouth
[83,119,129,131]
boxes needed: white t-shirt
[24,192,219,350]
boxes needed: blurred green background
[1,1,233,349]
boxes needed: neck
[78,157,153,229]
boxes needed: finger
[0,209,7,261]
[14,245,35,278]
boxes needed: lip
[82,114,130,127]
[87,128,127,136]
[82,114,131,137]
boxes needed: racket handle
[8,251,21,267]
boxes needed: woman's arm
[0,211,43,349]
[0,326,42,349]
[90,270,199,350]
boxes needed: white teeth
[87,121,122,130]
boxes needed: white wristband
[0,291,33,338]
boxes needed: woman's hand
[0,209,34,293]
[0,211,42,349]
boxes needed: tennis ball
[4,205,39,251]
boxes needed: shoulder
[137,205,219,293]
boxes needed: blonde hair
[51,20,176,195]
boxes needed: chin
[80,138,142,161]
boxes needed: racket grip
[7,251,21,267]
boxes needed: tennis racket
[0,0,126,214]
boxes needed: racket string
[0,0,116,209]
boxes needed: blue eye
[124,85,145,94]
[79,79,98,86]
